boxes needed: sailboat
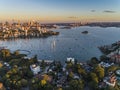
[51,39,56,49]
[53,40,56,48]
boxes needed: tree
[66,62,73,70]
[41,60,46,68]
[68,72,74,80]
[31,77,39,84]
[69,79,84,90]
[100,55,109,62]
[15,80,22,89]
[89,72,99,83]
[5,79,11,87]
[88,80,98,90]
[38,79,47,90]
[21,79,28,87]
[0,49,11,61]
[56,61,62,72]
[14,50,20,56]
[89,57,99,66]
[94,65,104,80]
[44,83,53,90]
[107,65,119,74]
[57,87,62,90]
[77,64,88,79]
[31,83,39,90]
[0,68,7,77]
[30,78,39,90]
[10,65,19,75]
[27,71,33,78]
[41,79,47,87]
[33,55,38,63]
[78,66,86,76]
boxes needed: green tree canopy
[94,65,105,80]
[69,79,84,90]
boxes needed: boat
[81,31,88,34]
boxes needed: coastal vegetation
[0,47,120,90]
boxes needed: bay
[0,26,120,62]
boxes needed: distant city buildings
[0,20,59,39]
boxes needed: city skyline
[0,0,120,23]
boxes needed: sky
[0,0,120,23]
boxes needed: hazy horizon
[0,0,120,23]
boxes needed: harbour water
[0,26,120,62]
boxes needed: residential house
[30,64,40,75]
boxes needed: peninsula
[0,21,59,39]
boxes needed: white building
[99,62,114,68]
[30,64,40,75]
[67,57,75,64]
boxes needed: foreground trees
[30,77,53,90]
[66,79,84,90]
[94,65,105,80]
[0,49,11,61]
[0,49,119,90]
[1,65,29,89]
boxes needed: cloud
[103,10,116,13]
[68,16,78,19]
[91,10,96,12]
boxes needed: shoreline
[0,45,119,90]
